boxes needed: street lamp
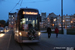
[63,20,65,28]
[61,0,63,34]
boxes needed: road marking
[7,34,12,50]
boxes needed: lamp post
[61,0,63,34]
[63,20,65,28]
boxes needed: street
[0,30,55,50]
[0,30,75,50]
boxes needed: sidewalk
[40,33,75,47]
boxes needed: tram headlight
[19,32,22,36]
[38,32,41,36]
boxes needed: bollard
[64,28,67,35]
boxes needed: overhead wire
[10,0,22,12]
[9,0,50,12]
[23,0,50,3]
[20,0,23,6]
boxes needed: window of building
[9,22,10,24]
[12,15,13,17]
[9,19,10,20]
[66,19,70,21]
[65,16,70,18]
[57,17,59,19]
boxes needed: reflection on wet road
[0,33,5,37]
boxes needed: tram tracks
[18,43,47,50]
[18,43,23,50]
[8,30,55,50]
[25,44,34,50]
[18,41,54,50]
[18,43,34,50]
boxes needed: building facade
[9,12,17,29]
[40,13,46,28]
[70,14,75,27]
[47,13,58,28]
[63,15,71,27]
[40,12,75,29]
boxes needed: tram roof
[19,8,39,12]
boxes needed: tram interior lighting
[33,20,35,27]
[23,21,25,23]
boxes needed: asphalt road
[8,30,55,50]
[1,30,75,50]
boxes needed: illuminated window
[52,24,54,26]
[22,18,25,24]
[12,22,13,24]
[63,20,65,22]
[54,18,56,21]
[66,19,70,21]
[12,15,13,17]
[47,18,49,20]
[65,16,70,18]
[71,21,73,23]
[25,18,28,21]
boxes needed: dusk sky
[0,0,75,21]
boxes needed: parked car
[0,27,4,33]
[4,26,9,32]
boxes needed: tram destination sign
[23,11,38,15]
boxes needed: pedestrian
[55,27,59,38]
[47,27,51,38]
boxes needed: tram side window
[19,20,24,31]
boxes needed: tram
[14,8,41,43]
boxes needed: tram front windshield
[19,18,38,31]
